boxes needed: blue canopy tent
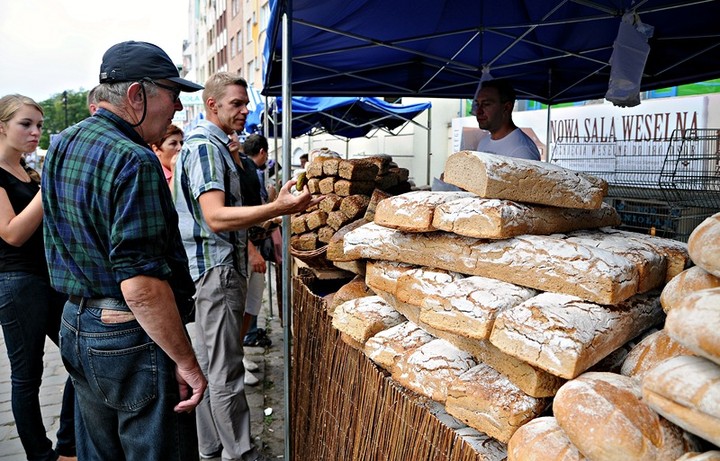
[245,95,431,138]
[263,0,720,103]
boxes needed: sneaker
[241,448,270,461]
[243,357,260,372]
[199,448,222,459]
[244,370,260,386]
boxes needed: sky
[0,0,190,103]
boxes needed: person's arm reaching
[198,179,322,233]
[120,275,207,413]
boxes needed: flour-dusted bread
[443,150,608,209]
[326,218,369,261]
[331,295,405,345]
[688,212,720,277]
[343,222,640,304]
[642,355,720,447]
[364,260,417,295]
[373,190,475,232]
[445,363,549,443]
[374,287,565,397]
[395,267,464,308]
[329,275,375,316]
[507,416,587,461]
[620,330,695,380]
[420,275,537,340]
[661,266,720,312]
[489,292,664,379]
[364,320,434,371]
[554,372,697,461]
[393,338,475,403]
[665,287,720,366]
[588,227,691,282]
[563,229,668,293]
[433,197,620,239]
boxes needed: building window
[232,0,239,17]
[260,3,270,30]
[246,19,252,43]
[237,31,242,53]
[230,37,236,58]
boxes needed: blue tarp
[263,0,720,104]
[245,96,430,138]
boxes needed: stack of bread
[327,151,720,460]
[290,155,411,254]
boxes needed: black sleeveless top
[0,167,47,276]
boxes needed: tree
[39,90,91,149]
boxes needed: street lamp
[62,91,68,128]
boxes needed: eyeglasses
[150,80,182,103]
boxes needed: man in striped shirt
[173,72,318,461]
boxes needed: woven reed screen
[291,274,489,461]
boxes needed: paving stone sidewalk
[0,281,286,460]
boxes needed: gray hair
[92,81,159,106]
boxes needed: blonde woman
[0,94,76,461]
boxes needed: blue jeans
[0,271,76,461]
[59,299,198,461]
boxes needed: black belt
[68,295,130,311]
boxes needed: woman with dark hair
[0,94,76,460]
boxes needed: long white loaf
[343,222,639,304]
[433,197,620,239]
[489,292,664,379]
[445,363,549,443]
[642,355,720,447]
[443,150,608,209]
[665,287,720,366]
[373,190,475,232]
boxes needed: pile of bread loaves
[290,155,411,253]
[326,151,720,461]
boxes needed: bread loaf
[373,191,475,232]
[554,372,696,461]
[319,193,343,213]
[317,225,335,244]
[326,218,368,261]
[304,210,328,230]
[329,275,375,315]
[489,292,664,379]
[318,176,337,195]
[393,338,476,403]
[445,363,549,443]
[395,267,464,308]
[589,227,690,282]
[363,188,392,222]
[340,194,370,220]
[342,222,640,304]
[307,178,321,194]
[334,179,375,197]
[291,214,308,235]
[364,260,417,295]
[507,416,587,461]
[290,232,318,250]
[688,212,720,277]
[331,295,405,345]
[443,150,608,209]
[665,287,720,366]
[332,259,366,276]
[420,275,537,340]
[305,157,328,178]
[321,157,341,176]
[337,158,379,181]
[434,197,620,239]
[661,266,720,312]
[564,229,667,293]
[642,355,720,447]
[364,320,434,371]
[621,330,695,380]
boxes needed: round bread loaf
[660,266,720,313]
[688,212,720,277]
[665,287,720,366]
[507,416,586,461]
[554,372,695,461]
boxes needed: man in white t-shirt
[473,79,541,161]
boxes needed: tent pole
[280,2,293,459]
[426,106,432,186]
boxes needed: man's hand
[174,362,207,413]
[248,241,266,274]
[274,179,323,215]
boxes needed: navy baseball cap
[99,41,203,92]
